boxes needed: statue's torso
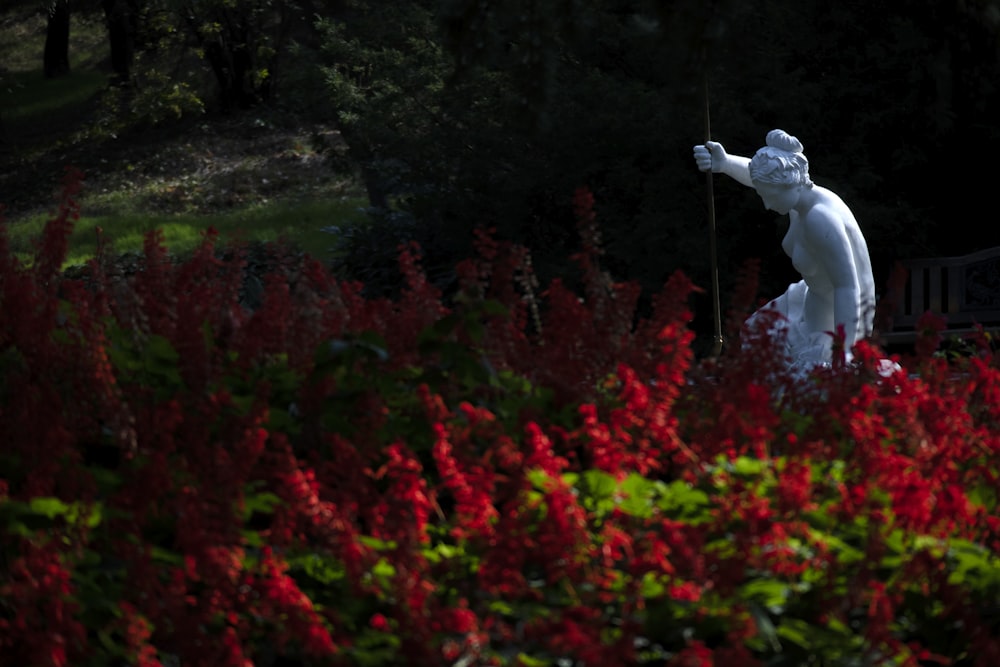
[781,187,876,335]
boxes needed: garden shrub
[3,173,1000,666]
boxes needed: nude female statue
[693,129,876,369]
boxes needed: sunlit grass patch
[4,197,369,268]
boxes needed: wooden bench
[877,246,1000,346]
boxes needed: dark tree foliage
[176,0,309,110]
[316,0,756,329]
[88,0,313,127]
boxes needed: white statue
[693,129,876,370]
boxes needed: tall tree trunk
[338,125,389,210]
[188,7,257,111]
[202,39,240,111]
[43,0,71,78]
[101,0,136,85]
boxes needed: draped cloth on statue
[745,280,834,369]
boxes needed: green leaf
[618,492,653,519]
[967,482,997,509]
[776,618,813,650]
[947,538,1000,587]
[29,497,70,518]
[463,316,484,343]
[561,471,579,487]
[242,491,283,516]
[618,473,657,519]
[741,579,791,610]
[293,552,346,586]
[808,528,864,566]
[419,314,461,346]
[657,479,711,521]
[479,299,510,317]
[435,543,459,559]
[83,503,103,528]
[369,558,396,587]
[640,571,665,597]
[241,530,264,547]
[151,546,183,566]
[96,629,121,655]
[488,600,515,616]
[732,456,766,478]
[581,469,617,499]
[526,468,553,490]
[359,535,397,551]
[146,333,180,366]
[621,472,655,497]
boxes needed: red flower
[670,639,714,666]
[776,459,814,514]
[669,581,702,602]
[914,311,947,360]
[369,613,391,632]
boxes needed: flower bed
[2,176,999,667]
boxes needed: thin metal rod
[704,74,724,357]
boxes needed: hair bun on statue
[750,129,812,186]
[765,129,804,154]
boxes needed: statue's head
[749,129,813,188]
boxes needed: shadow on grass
[3,68,107,127]
[1,7,109,141]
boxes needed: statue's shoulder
[800,198,850,243]
[815,185,858,211]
